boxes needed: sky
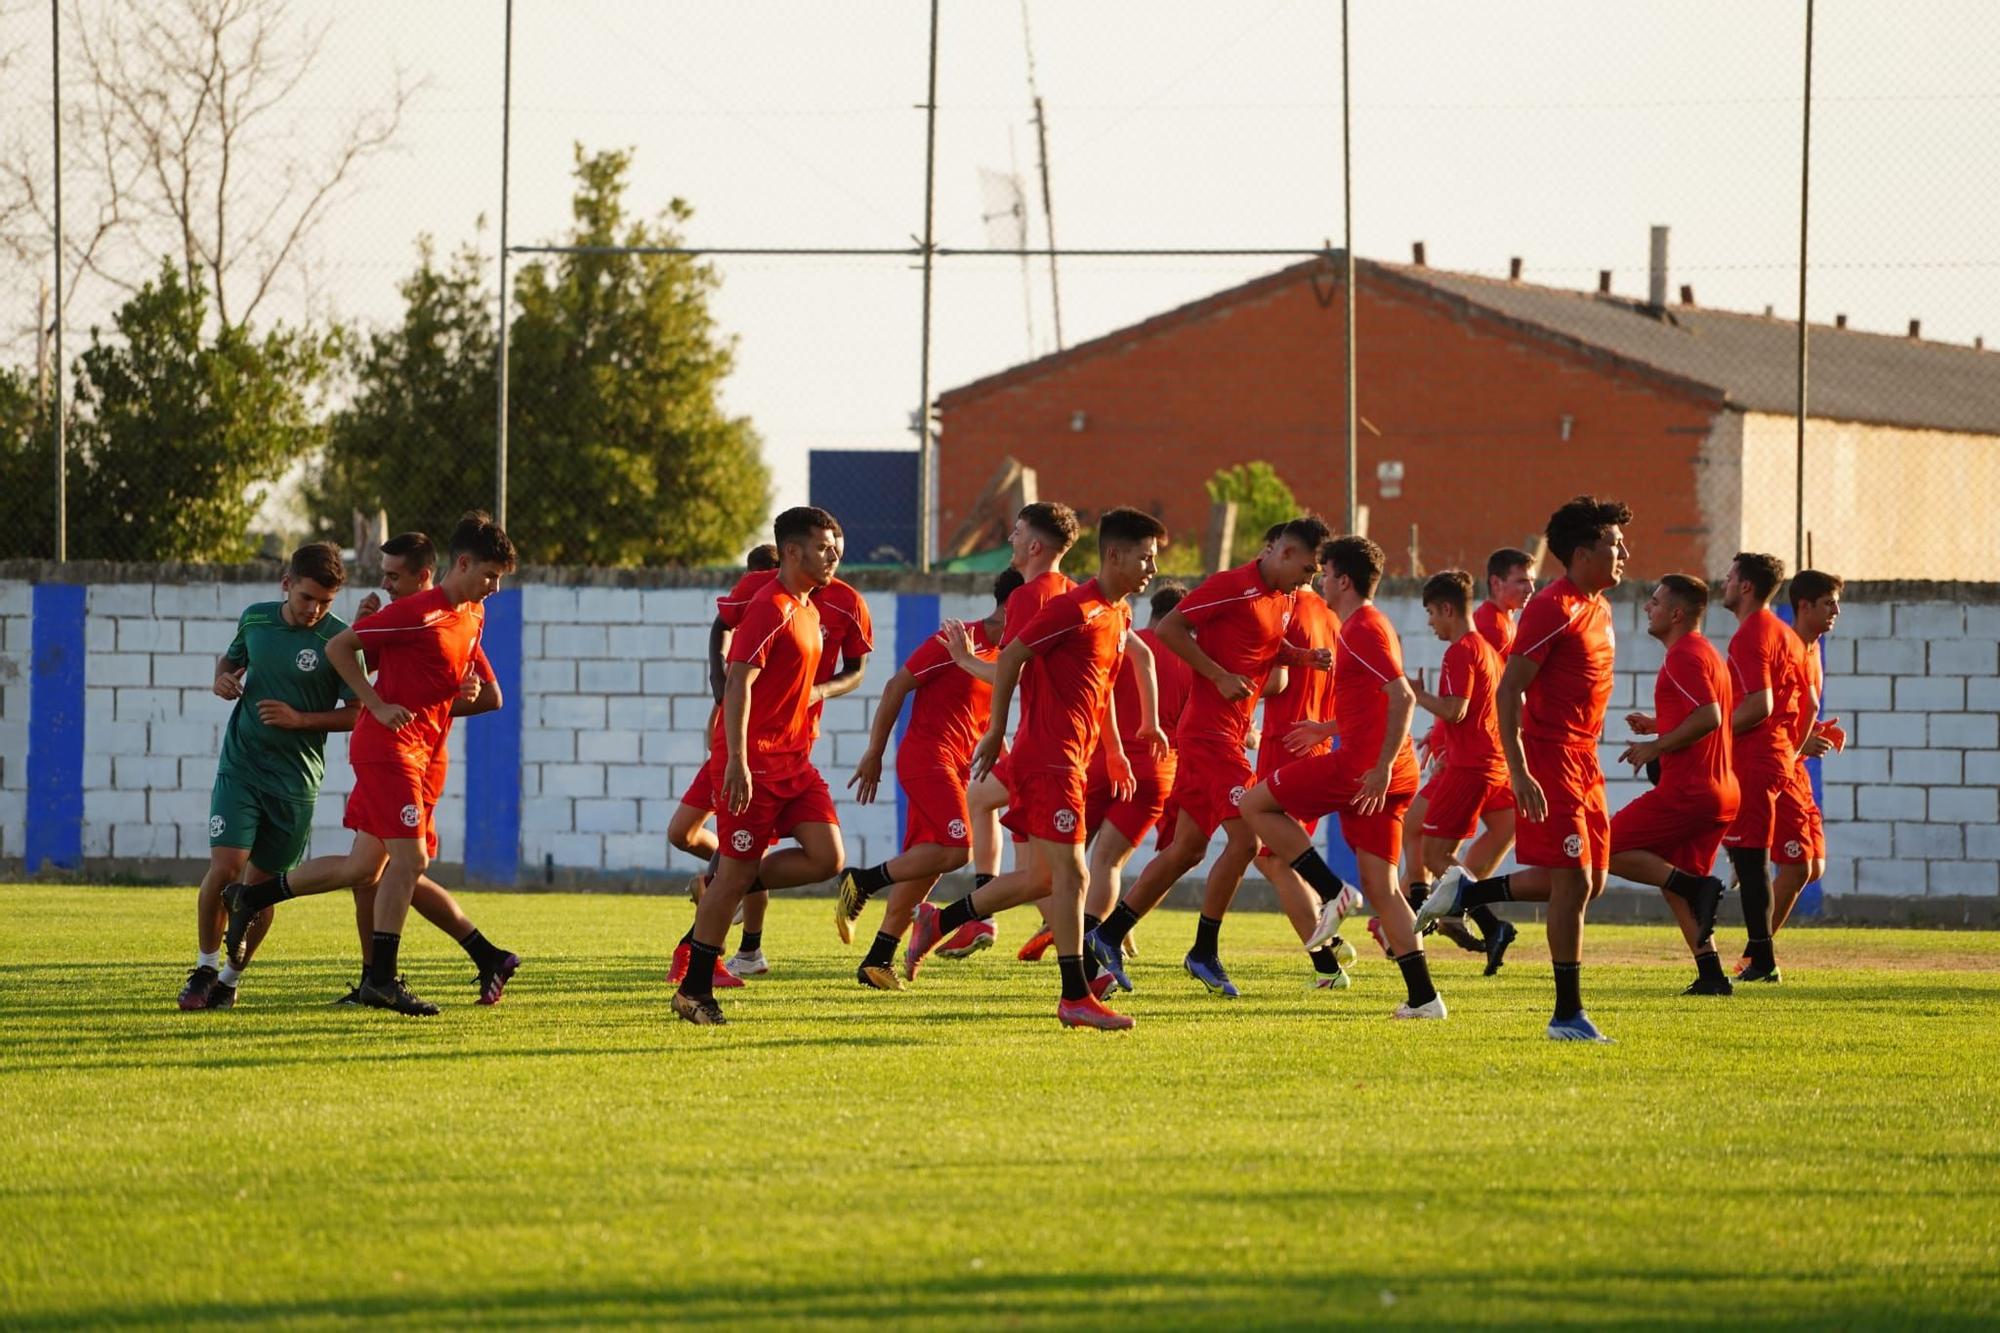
[6,0,1995,530]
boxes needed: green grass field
[3,884,1998,1329]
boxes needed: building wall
[936,268,1725,576]
[5,572,1995,899]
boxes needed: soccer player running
[1084,517,1331,998]
[1240,536,1441,1017]
[1417,496,1630,1042]
[1763,569,1845,970]
[1718,551,1804,985]
[838,569,1022,989]
[1406,569,1520,977]
[966,506,1169,1030]
[178,544,357,1011]
[222,513,519,1016]
[1606,575,1739,995]
[672,507,848,1027]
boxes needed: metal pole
[1341,0,1357,534]
[915,0,941,571]
[1031,96,1063,351]
[1793,0,1814,573]
[51,0,65,561]
[495,0,514,529]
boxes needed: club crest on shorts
[400,803,422,828]
[731,828,755,853]
[1563,833,1583,859]
[948,818,967,839]
[1785,839,1803,858]
[208,814,226,839]
[1053,807,1077,834]
[295,647,320,672]
[1229,784,1246,807]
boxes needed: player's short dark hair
[1017,501,1080,552]
[1098,506,1168,548]
[1657,572,1709,619]
[288,542,346,589]
[1275,514,1332,553]
[1545,495,1632,564]
[1422,569,1474,613]
[448,510,517,570]
[746,543,780,572]
[1262,522,1287,545]
[1148,581,1187,621]
[774,506,842,549]
[1732,551,1786,601]
[1486,546,1533,582]
[380,531,436,572]
[992,567,1026,609]
[1789,568,1843,609]
[1320,535,1385,598]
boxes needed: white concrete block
[113,755,183,790]
[1891,749,1960,785]
[117,618,180,654]
[1930,638,1997,676]
[1820,782,1854,822]
[522,585,578,622]
[1895,603,1964,639]
[0,583,27,617]
[642,660,707,696]
[833,733,874,768]
[672,696,715,731]
[521,765,541,799]
[579,659,642,694]
[523,728,574,763]
[1817,858,1855,895]
[87,710,152,755]
[1819,636,1854,674]
[671,626,711,659]
[523,659,576,693]
[643,588,713,623]
[154,584,223,617]
[177,757,212,788]
[542,763,605,797]
[1895,677,1964,712]
[603,832,665,870]
[152,653,217,688]
[1827,675,1890,711]
[87,652,150,687]
[640,798,673,833]
[113,822,178,857]
[522,796,573,832]
[150,721,219,757]
[1929,786,1998,824]
[1968,677,2000,712]
[1832,601,1890,637]
[578,729,640,764]
[1896,821,1957,859]
[1930,860,1999,895]
[573,588,634,623]
[86,617,116,652]
[1,618,23,654]
[85,789,147,825]
[1856,639,1924,675]
[821,696,867,735]
[626,695,678,729]
[549,832,602,869]
[1855,711,1925,750]
[607,625,674,660]
[1965,752,2000,786]
[1855,858,1919,894]
[1836,747,1890,783]
[575,798,638,834]
[1964,606,2000,639]
[1839,821,1893,860]
[642,729,708,766]
[558,625,611,658]
[607,765,670,799]
[1858,785,1924,821]
[1928,713,1998,750]
[1966,823,2000,861]
[89,585,153,617]
[540,695,606,729]
[150,789,211,825]
[671,763,709,796]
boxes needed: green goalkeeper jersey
[215,601,355,801]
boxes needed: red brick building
[934,257,2000,579]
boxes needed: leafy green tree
[0,367,55,559]
[1206,461,1302,565]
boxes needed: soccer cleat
[1687,876,1727,945]
[1308,970,1351,991]
[220,883,259,969]
[356,976,440,1017]
[671,990,728,1026]
[937,918,997,959]
[1183,952,1240,999]
[1547,1012,1614,1043]
[477,952,521,1005]
[1016,927,1055,962]
[1483,920,1519,977]
[1436,918,1486,954]
[332,984,365,1006]
[1412,872,1465,936]
[178,965,219,1011]
[1365,916,1394,959]
[904,902,945,981]
[834,870,867,944]
[725,949,769,979]
[1086,928,1133,992]
[1682,973,1735,997]
[1057,993,1134,1031]
[685,873,707,905]
[1393,995,1448,1020]
[1737,959,1783,984]
[1089,971,1118,1001]
[1331,935,1358,970]
[1304,886,1359,952]
[667,940,744,989]
[1732,954,1753,978]
[856,963,905,991]
[205,980,238,1010]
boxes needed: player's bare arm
[1156,607,1250,701]
[971,637,1035,778]
[814,653,869,705]
[1495,653,1545,822]
[1619,701,1721,770]
[1102,689,1135,802]
[707,616,729,704]
[1276,639,1333,671]
[1408,668,1468,723]
[1354,674,1416,816]
[721,660,762,815]
[849,666,919,805]
[1731,684,1773,733]
[258,698,362,732]
[451,675,501,717]
[212,655,244,700]
[1123,630,1168,756]
[325,626,412,731]
[1626,710,1658,735]
[941,620,998,683]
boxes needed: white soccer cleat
[1411,872,1466,936]
[1304,884,1364,952]
[1392,995,1448,1020]
[724,949,769,978]
[1307,971,1351,991]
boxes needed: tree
[0,364,55,558]
[1206,461,1301,565]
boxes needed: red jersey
[719,571,870,688]
[896,621,996,773]
[1655,632,1737,801]
[1332,603,1420,784]
[350,586,486,763]
[1728,608,1804,774]
[1474,600,1516,654]
[1262,587,1341,747]
[1128,625,1193,743]
[1011,578,1131,773]
[1439,630,1506,780]
[718,579,823,779]
[1002,569,1076,739]
[1511,576,1616,747]
[1788,635,1824,760]
[1172,560,1296,750]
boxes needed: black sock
[974,873,995,890]
[746,879,767,897]
[1661,868,1695,902]
[457,927,505,970]
[368,932,400,987]
[937,893,981,934]
[1309,945,1343,975]
[852,862,896,897]
[241,875,295,916]
[1097,901,1141,948]
[1553,961,1582,1021]
[1729,846,1773,945]
[1467,903,1503,937]
[678,926,694,947]
[1288,849,1348,904]
[1057,953,1089,1002]
[1083,912,1102,936]
[862,931,898,969]
[1696,951,1725,983]
[681,940,721,999]
[1081,942,1101,983]
[1461,874,1513,909]
[1405,880,1432,910]
[1193,913,1222,959]
[738,930,762,954]
[1395,950,1438,1007]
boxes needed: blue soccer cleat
[1086,928,1132,992]
[1183,951,1240,999]
[1546,1011,1614,1043]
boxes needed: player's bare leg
[837,842,970,945]
[1252,844,1358,990]
[906,839,1056,981]
[1609,848,1730,994]
[674,852,761,1024]
[1172,817,1257,996]
[219,832,389,970]
[856,849,965,989]
[1082,811,1206,985]
[353,837,438,1016]
[181,847,273,1009]
[1042,836,1128,1028]
[348,872,521,1004]
[1771,857,1822,934]
[1085,826,1139,920]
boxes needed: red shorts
[1265,752,1418,864]
[713,764,837,861]
[1609,785,1736,877]
[1772,770,1824,865]
[1723,762,1786,849]
[678,754,716,810]
[989,748,1033,845]
[1168,738,1255,838]
[1154,797,1181,851]
[1420,766,1516,844]
[1514,738,1610,870]
[1000,762,1090,845]
[1084,747,1177,847]
[346,757,433,848]
[900,764,971,850]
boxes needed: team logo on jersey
[1785,839,1803,858]
[208,814,226,839]
[1229,784,1246,807]
[1563,833,1583,859]
[296,648,320,672]
[948,818,968,840]
[400,803,422,828]
[1053,808,1077,834]
[731,829,756,853]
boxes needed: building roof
[940,256,2000,438]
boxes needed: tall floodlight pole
[51,0,65,561]
[1793,0,1814,572]
[1341,0,1357,533]
[915,0,941,571]
[495,0,514,528]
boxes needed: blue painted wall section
[892,593,941,849]
[26,583,86,871]
[462,587,524,883]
